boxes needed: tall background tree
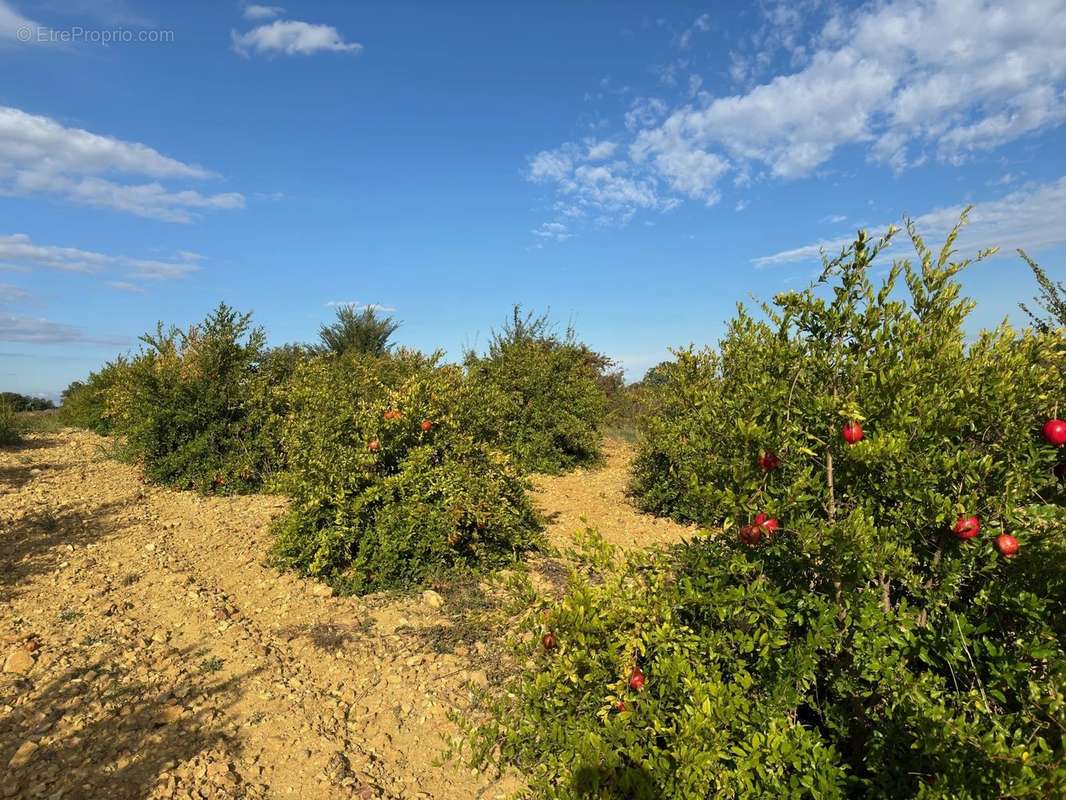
[317,305,400,357]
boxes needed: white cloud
[586,140,617,160]
[527,141,678,233]
[0,233,203,279]
[243,3,284,20]
[0,106,211,179]
[752,176,1066,267]
[528,0,1066,227]
[0,106,244,222]
[232,20,362,57]
[529,149,572,182]
[630,129,728,202]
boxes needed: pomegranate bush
[272,350,542,593]
[470,219,1066,798]
[465,307,611,473]
[106,303,284,494]
[58,356,131,435]
[0,398,19,446]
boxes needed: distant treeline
[0,392,56,412]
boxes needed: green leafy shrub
[0,399,20,446]
[470,219,1066,798]
[107,303,282,493]
[272,350,542,594]
[465,307,611,473]
[59,357,130,434]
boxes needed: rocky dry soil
[1,431,692,800]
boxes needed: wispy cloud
[107,280,145,293]
[324,301,396,312]
[677,13,711,50]
[0,282,28,304]
[0,0,42,46]
[0,314,129,345]
[232,19,362,57]
[0,233,203,280]
[242,3,284,20]
[0,105,244,222]
[753,176,1066,267]
[533,222,573,241]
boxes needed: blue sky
[1,0,1065,398]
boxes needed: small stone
[155,705,184,725]
[144,543,156,553]
[3,650,35,675]
[421,590,444,609]
[463,669,488,688]
[311,584,333,598]
[323,751,350,784]
[7,740,38,769]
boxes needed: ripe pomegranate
[738,524,761,546]
[541,633,557,651]
[615,700,626,713]
[1042,418,1066,446]
[842,421,864,445]
[952,515,980,540]
[628,667,646,691]
[995,533,1019,558]
[383,409,403,421]
[757,451,780,471]
[754,513,780,535]
[420,420,433,432]
[368,440,380,453]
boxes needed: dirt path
[1,431,691,800]
[530,438,696,552]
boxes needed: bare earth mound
[0,431,692,799]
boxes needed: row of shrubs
[50,215,1066,796]
[58,304,617,592]
[467,220,1066,797]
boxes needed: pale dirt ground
[530,437,696,552]
[1,431,692,800]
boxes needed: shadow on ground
[0,497,138,601]
[0,641,261,799]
